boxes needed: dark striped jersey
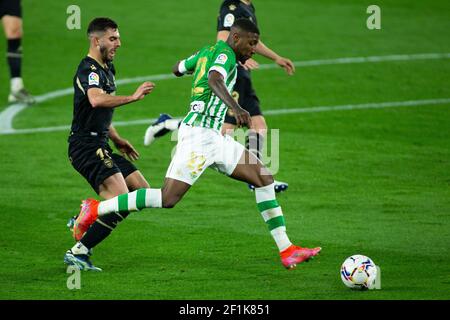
[71,56,116,139]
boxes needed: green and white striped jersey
[180,40,237,131]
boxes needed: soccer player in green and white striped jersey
[179,39,238,131]
[144,0,291,194]
[64,19,321,272]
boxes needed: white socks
[98,188,162,216]
[255,183,292,252]
[10,77,24,93]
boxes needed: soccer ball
[340,254,377,290]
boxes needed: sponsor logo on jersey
[90,64,97,71]
[224,13,235,27]
[88,72,100,86]
[215,53,228,65]
[190,101,205,113]
[229,4,236,11]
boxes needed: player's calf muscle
[160,188,183,208]
[259,172,274,187]
[161,192,182,208]
[160,179,190,208]
[252,170,274,188]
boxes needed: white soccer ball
[340,254,377,290]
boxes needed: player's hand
[240,58,259,70]
[132,82,155,101]
[275,57,295,75]
[114,138,140,161]
[232,106,252,128]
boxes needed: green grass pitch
[0,0,449,299]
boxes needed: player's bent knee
[126,171,150,191]
[5,24,23,39]
[7,30,22,39]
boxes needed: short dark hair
[87,17,118,36]
[231,18,260,35]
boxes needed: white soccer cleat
[144,113,179,146]
[8,88,35,105]
[144,123,164,146]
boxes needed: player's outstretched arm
[87,82,155,108]
[208,70,252,128]
[255,40,295,75]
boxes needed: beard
[100,45,113,62]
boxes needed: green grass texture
[0,0,449,299]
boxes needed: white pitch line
[1,98,449,135]
[283,52,450,69]
[263,98,450,115]
[1,52,449,134]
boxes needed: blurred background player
[143,0,295,193]
[64,18,155,271]
[0,0,34,104]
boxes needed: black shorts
[224,64,262,125]
[68,136,138,194]
[0,0,22,19]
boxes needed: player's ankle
[71,242,90,255]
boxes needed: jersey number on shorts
[96,148,111,160]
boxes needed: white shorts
[165,123,245,185]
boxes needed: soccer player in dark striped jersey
[64,18,155,271]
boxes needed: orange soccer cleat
[72,198,99,241]
[280,245,321,269]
